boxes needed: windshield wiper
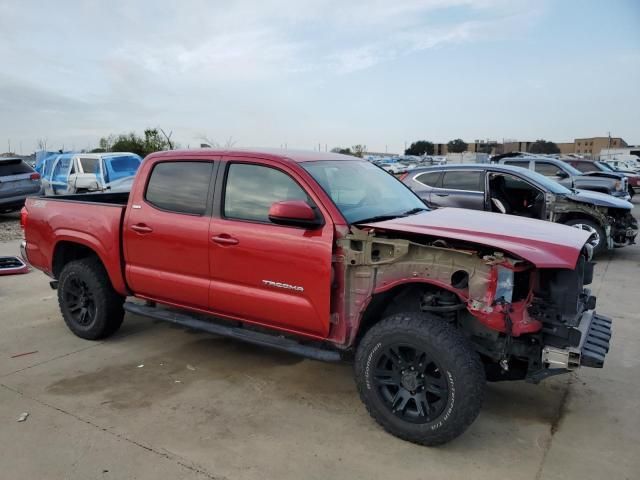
[402,207,428,215]
[354,208,428,224]
[353,214,402,224]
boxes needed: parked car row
[401,162,637,254]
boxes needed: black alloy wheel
[372,344,448,423]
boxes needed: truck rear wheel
[57,258,125,340]
[355,312,485,446]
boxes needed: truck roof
[147,148,357,163]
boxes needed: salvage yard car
[403,164,637,253]
[492,153,631,200]
[39,152,142,195]
[563,158,640,198]
[20,149,612,446]
[0,157,42,213]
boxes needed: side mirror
[556,170,569,178]
[268,200,323,229]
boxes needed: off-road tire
[57,258,125,340]
[355,312,485,446]
[564,218,606,254]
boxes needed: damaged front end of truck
[335,221,612,383]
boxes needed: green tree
[97,128,174,157]
[529,139,560,154]
[351,144,366,158]
[405,140,434,156]
[447,138,468,153]
[331,147,354,155]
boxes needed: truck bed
[23,192,129,294]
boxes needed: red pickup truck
[21,149,612,445]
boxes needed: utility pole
[8,139,11,153]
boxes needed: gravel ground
[0,212,22,242]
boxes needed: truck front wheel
[58,258,125,340]
[355,312,485,446]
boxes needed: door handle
[131,223,153,234]
[435,193,449,197]
[212,234,239,246]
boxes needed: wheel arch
[353,280,467,347]
[555,211,605,228]
[52,238,127,295]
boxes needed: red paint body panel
[364,208,591,269]
[22,198,128,294]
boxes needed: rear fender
[52,231,127,294]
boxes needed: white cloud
[0,0,550,151]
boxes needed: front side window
[503,160,528,167]
[571,161,595,173]
[442,171,484,192]
[534,162,562,176]
[145,162,213,215]
[224,163,310,222]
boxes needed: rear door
[409,170,441,206]
[208,158,334,337]
[419,169,485,209]
[0,160,40,204]
[124,159,218,309]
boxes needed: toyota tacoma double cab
[21,149,612,446]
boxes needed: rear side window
[145,162,213,215]
[534,162,562,176]
[442,171,484,192]
[414,171,442,187]
[0,160,32,176]
[224,163,310,223]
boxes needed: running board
[123,302,342,363]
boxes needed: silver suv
[0,158,42,214]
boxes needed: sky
[1,0,639,154]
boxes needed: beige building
[427,136,628,157]
[573,137,627,157]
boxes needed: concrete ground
[1,206,639,480]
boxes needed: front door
[124,160,216,309]
[208,160,334,337]
[49,156,73,195]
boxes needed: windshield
[596,161,613,171]
[302,160,427,223]
[103,154,142,183]
[560,162,583,176]
[509,166,572,195]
